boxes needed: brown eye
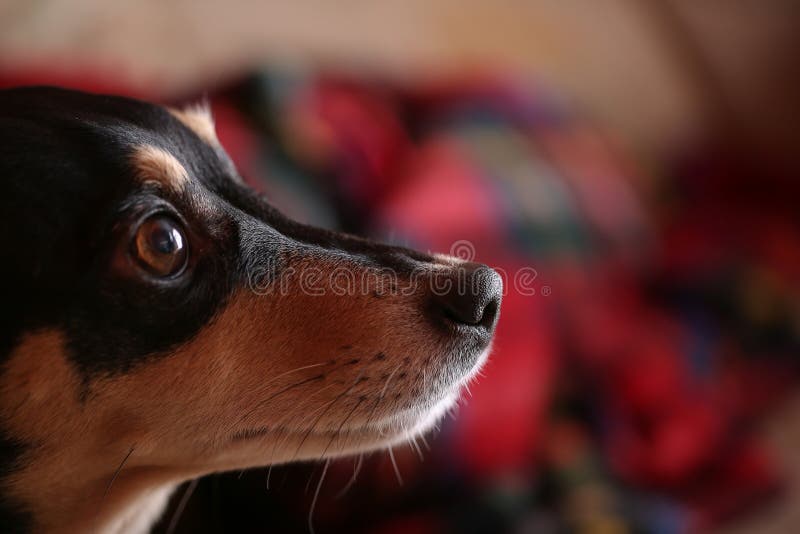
[132,215,188,277]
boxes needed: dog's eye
[132,215,188,277]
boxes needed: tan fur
[169,104,218,146]
[0,332,180,532]
[130,145,189,192]
[0,252,469,532]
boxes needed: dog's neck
[5,456,184,533]
[98,482,178,534]
[69,474,179,534]
[0,331,190,532]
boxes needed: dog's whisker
[238,359,357,431]
[166,478,198,534]
[319,397,364,460]
[308,459,330,534]
[387,446,404,486]
[99,444,135,507]
[420,434,432,452]
[243,361,330,407]
[238,374,325,427]
[268,362,330,385]
[334,454,364,500]
[263,382,341,445]
[266,427,289,490]
[305,463,321,495]
[279,383,343,433]
[410,436,424,462]
[363,365,401,431]
[447,401,461,420]
[292,369,365,461]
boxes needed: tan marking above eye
[130,145,189,192]
[168,103,218,146]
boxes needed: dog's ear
[169,100,218,146]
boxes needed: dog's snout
[433,262,502,331]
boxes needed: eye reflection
[132,215,188,277]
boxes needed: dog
[0,86,502,533]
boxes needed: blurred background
[1,1,798,532]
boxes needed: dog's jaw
[369,345,493,449]
[91,382,467,534]
[96,355,487,534]
[217,345,493,468]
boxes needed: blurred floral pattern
[178,70,796,533]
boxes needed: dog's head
[0,86,501,530]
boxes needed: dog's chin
[378,388,462,443]
[295,343,493,459]
[220,390,461,470]
[218,345,491,471]
[367,343,494,448]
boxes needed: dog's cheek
[0,331,86,452]
[0,330,111,526]
[221,262,449,432]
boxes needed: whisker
[242,361,329,411]
[238,359,354,432]
[166,478,198,534]
[273,382,340,430]
[381,366,401,398]
[95,444,135,528]
[100,445,135,504]
[292,370,365,460]
[305,463,320,494]
[430,422,442,440]
[335,454,364,499]
[267,362,330,386]
[363,365,401,430]
[308,459,331,534]
[239,374,325,426]
[409,437,424,462]
[319,397,364,459]
[419,435,432,452]
[266,427,291,490]
[447,403,460,420]
[265,397,336,479]
[388,447,403,486]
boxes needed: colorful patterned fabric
[212,71,797,533]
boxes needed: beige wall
[1,0,796,159]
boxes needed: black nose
[432,262,502,331]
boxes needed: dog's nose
[432,262,502,331]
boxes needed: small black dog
[0,87,501,533]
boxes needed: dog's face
[0,87,500,530]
